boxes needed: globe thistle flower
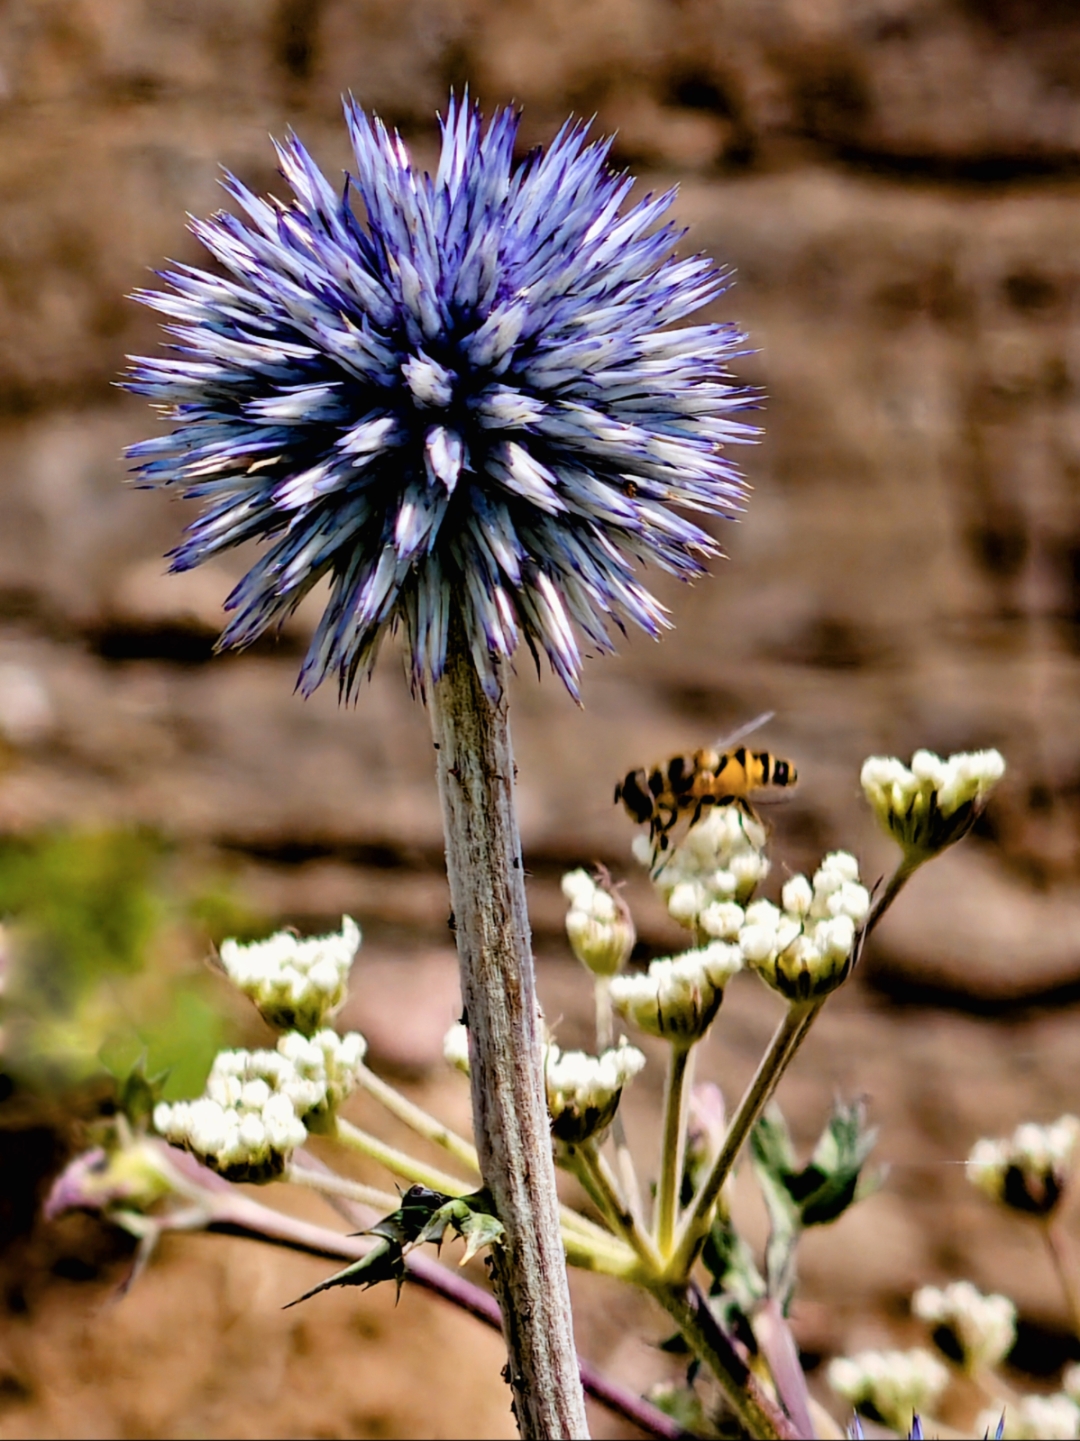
[125,94,755,700]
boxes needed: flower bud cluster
[976,1394,1080,1441]
[738,852,869,1002]
[635,804,769,926]
[609,942,742,1042]
[545,1039,647,1144]
[912,1280,1016,1372]
[154,1030,366,1181]
[561,869,635,977]
[967,1115,1080,1215]
[442,1021,471,1075]
[219,917,361,1035]
[826,1347,949,1432]
[861,749,1005,862]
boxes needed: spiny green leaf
[284,1237,405,1308]
[285,1187,503,1309]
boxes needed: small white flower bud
[443,1021,471,1075]
[698,901,745,940]
[781,875,813,917]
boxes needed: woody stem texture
[430,618,589,1440]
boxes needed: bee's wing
[712,710,775,751]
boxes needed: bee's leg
[689,795,717,829]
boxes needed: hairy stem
[656,1043,693,1259]
[431,624,588,1440]
[670,1002,815,1280]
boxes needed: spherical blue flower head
[125,96,757,701]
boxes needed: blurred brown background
[2,1,1080,1436]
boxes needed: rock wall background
[2,2,1080,1435]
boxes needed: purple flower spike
[125,95,756,700]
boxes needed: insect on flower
[125,94,757,702]
[615,711,798,855]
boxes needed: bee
[614,712,797,854]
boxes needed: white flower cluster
[976,1394,1080,1441]
[635,805,769,926]
[545,1039,647,1143]
[609,942,742,1042]
[827,1347,949,1432]
[154,1030,366,1181]
[968,1115,1080,1215]
[861,749,1005,861]
[218,917,361,1035]
[912,1280,1016,1372]
[738,852,870,1002]
[561,869,634,977]
[442,1021,471,1075]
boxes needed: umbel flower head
[125,94,755,700]
[967,1114,1080,1215]
[861,749,1005,863]
[218,916,360,1035]
[544,1038,646,1144]
[912,1280,1016,1374]
[826,1347,948,1434]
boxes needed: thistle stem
[430,625,588,1440]
[670,1002,816,1280]
[355,1062,481,1174]
[656,1043,693,1258]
